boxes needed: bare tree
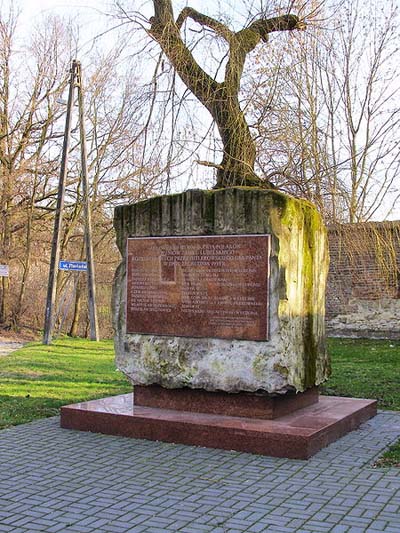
[0,10,74,325]
[247,0,400,222]
[0,4,168,332]
[136,1,306,188]
[334,0,400,222]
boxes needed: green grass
[322,337,400,410]
[0,337,131,429]
[323,337,400,468]
[1,336,399,466]
[374,440,400,468]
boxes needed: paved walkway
[0,411,399,533]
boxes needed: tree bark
[149,1,303,188]
[69,277,83,337]
[211,91,259,187]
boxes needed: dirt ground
[0,329,35,356]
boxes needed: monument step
[60,394,377,460]
[134,385,319,419]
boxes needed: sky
[5,0,400,221]
[14,0,112,49]
[16,0,109,21]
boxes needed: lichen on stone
[113,187,330,394]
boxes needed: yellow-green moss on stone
[113,188,330,394]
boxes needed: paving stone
[0,412,399,533]
[179,526,214,533]
[46,524,74,533]
[60,526,95,533]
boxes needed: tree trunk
[13,202,34,327]
[0,277,8,326]
[0,189,11,326]
[69,277,83,337]
[149,2,302,190]
[211,93,260,188]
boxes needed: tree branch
[152,0,175,26]
[248,14,305,43]
[176,7,233,42]
[225,14,304,96]
[196,159,224,170]
[150,0,220,111]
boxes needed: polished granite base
[60,393,377,459]
[134,385,319,419]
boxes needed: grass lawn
[374,440,400,468]
[323,337,400,410]
[0,337,131,429]
[0,336,399,466]
[323,337,400,468]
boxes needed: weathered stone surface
[327,298,400,339]
[113,188,330,393]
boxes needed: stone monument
[114,188,329,395]
[61,187,377,459]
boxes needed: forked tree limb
[248,15,305,42]
[176,7,234,42]
[149,0,305,187]
[150,2,220,110]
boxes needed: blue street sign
[59,260,88,271]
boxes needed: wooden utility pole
[43,61,77,345]
[43,59,99,344]
[76,61,99,341]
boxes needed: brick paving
[0,411,399,532]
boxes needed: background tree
[146,0,305,188]
[247,0,400,222]
[0,5,169,333]
[0,12,73,325]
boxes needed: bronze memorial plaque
[126,235,271,341]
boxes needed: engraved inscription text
[126,235,270,341]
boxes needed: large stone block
[113,188,330,394]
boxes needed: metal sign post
[76,62,99,341]
[43,61,77,345]
[43,60,99,344]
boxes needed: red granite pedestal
[133,385,320,419]
[60,389,377,460]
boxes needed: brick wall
[326,221,400,318]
